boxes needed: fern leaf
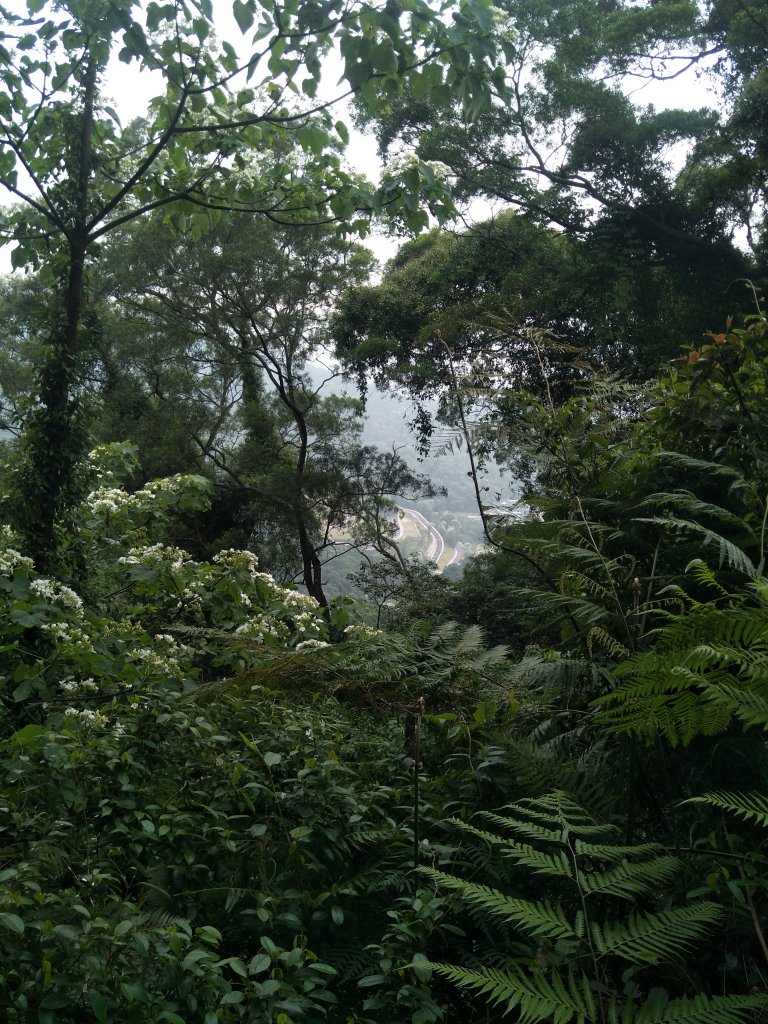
[633,992,768,1023]
[428,962,596,1024]
[421,867,577,942]
[447,818,574,879]
[632,517,757,578]
[684,790,768,829]
[590,904,723,964]
[579,855,680,899]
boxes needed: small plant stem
[413,696,425,871]
[739,865,768,970]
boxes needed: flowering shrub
[0,464,515,1023]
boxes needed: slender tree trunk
[18,58,97,571]
[292,401,329,611]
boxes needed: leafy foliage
[425,793,768,1023]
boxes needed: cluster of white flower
[213,549,261,572]
[291,610,323,639]
[253,571,276,586]
[294,638,330,652]
[101,619,144,640]
[0,524,22,547]
[235,618,289,642]
[488,3,515,40]
[279,589,320,613]
[29,577,84,614]
[41,622,94,650]
[179,578,206,606]
[63,707,109,728]
[119,543,190,572]
[382,151,452,183]
[383,150,421,177]
[130,648,183,677]
[86,486,133,516]
[141,477,180,494]
[153,633,193,660]
[0,547,34,576]
[344,624,382,639]
[60,677,99,695]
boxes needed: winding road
[400,507,445,564]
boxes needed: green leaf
[233,0,255,33]
[9,723,44,746]
[249,953,271,974]
[0,912,25,935]
[11,677,33,702]
[89,990,108,1024]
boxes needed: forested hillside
[1,1,768,1022]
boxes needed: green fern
[633,516,758,578]
[420,867,578,942]
[428,961,596,1024]
[594,580,768,746]
[684,790,768,829]
[629,993,768,1024]
[422,793,767,1023]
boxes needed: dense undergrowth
[2,311,768,1023]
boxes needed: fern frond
[650,451,748,486]
[633,517,757,578]
[586,627,630,659]
[701,680,768,730]
[448,817,574,879]
[420,867,577,942]
[633,491,749,530]
[684,790,768,829]
[510,654,592,692]
[590,903,723,964]
[632,992,768,1024]
[579,855,680,899]
[471,809,564,846]
[427,961,596,1024]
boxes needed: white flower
[86,487,133,515]
[213,549,261,571]
[235,618,288,641]
[41,623,93,649]
[60,677,99,695]
[29,577,83,614]
[344,624,382,638]
[63,707,108,728]
[0,548,34,575]
[279,589,319,612]
[383,150,421,177]
[425,159,452,181]
[295,639,330,651]
[130,648,182,677]
[118,543,190,572]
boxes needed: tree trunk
[18,58,97,572]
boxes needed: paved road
[447,541,465,567]
[393,511,406,541]
[400,507,445,565]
